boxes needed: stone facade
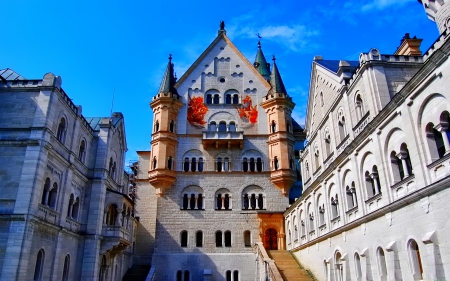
[285,7,450,281]
[0,71,137,281]
[136,28,305,280]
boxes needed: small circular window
[219,77,226,83]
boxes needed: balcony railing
[102,225,131,242]
[202,131,244,149]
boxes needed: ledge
[345,206,358,214]
[365,192,382,204]
[427,153,450,170]
[330,216,340,223]
[390,174,415,190]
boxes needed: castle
[1,1,450,280]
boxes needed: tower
[148,55,184,196]
[260,56,297,196]
[418,0,450,33]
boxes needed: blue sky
[1,0,438,164]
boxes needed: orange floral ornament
[187,96,208,127]
[236,95,258,124]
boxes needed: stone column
[371,172,381,194]
[194,195,198,209]
[221,195,225,210]
[435,123,450,154]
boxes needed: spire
[253,40,271,78]
[157,54,179,97]
[269,55,287,95]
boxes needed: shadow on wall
[153,219,218,281]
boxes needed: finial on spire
[169,54,172,61]
[220,21,225,30]
[272,55,276,62]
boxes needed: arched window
[196,231,203,247]
[305,162,310,179]
[400,143,413,176]
[168,157,173,170]
[365,171,376,198]
[271,121,277,133]
[198,158,204,172]
[320,92,324,106]
[189,193,196,210]
[169,120,175,132]
[62,254,70,281]
[355,94,364,120]
[182,194,189,209]
[229,122,236,132]
[233,270,239,281]
[225,94,231,104]
[176,270,182,281]
[152,157,157,170]
[184,158,189,172]
[426,122,445,160]
[41,178,51,206]
[377,247,388,280]
[408,239,423,279]
[216,231,222,247]
[287,121,292,133]
[274,157,279,170]
[106,204,118,225]
[338,117,346,141]
[72,197,80,220]
[213,94,220,104]
[206,94,212,104]
[33,249,45,281]
[219,122,227,132]
[48,183,58,209]
[111,162,117,180]
[318,204,325,225]
[331,195,339,218]
[244,230,251,247]
[301,220,306,236]
[217,157,222,172]
[335,252,344,281]
[67,194,74,217]
[224,231,231,247]
[210,121,217,132]
[390,151,404,182]
[180,231,188,247]
[226,270,232,281]
[224,157,230,172]
[309,213,314,231]
[184,270,190,281]
[243,158,248,172]
[355,253,362,281]
[190,157,196,172]
[314,149,320,170]
[154,120,159,132]
[233,94,239,104]
[346,185,356,209]
[78,140,86,162]
[256,158,262,172]
[249,158,255,172]
[56,117,66,143]
[325,132,331,156]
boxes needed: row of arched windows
[154,120,175,133]
[208,121,237,132]
[57,117,88,165]
[33,250,70,281]
[104,203,132,228]
[205,93,239,105]
[326,239,423,281]
[179,157,266,172]
[108,157,117,181]
[269,120,293,134]
[180,188,266,210]
[180,230,251,248]
[41,178,58,209]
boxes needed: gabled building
[285,2,450,281]
[134,23,305,280]
[0,70,137,281]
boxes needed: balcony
[101,225,131,255]
[202,130,244,149]
[37,204,60,225]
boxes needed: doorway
[265,228,278,250]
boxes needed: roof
[85,113,124,131]
[315,60,359,73]
[269,58,288,95]
[292,119,303,132]
[254,41,271,77]
[0,68,26,81]
[157,55,179,96]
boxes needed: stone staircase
[122,265,151,281]
[267,250,315,281]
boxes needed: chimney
[394,33,423,56]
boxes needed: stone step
[267,250,315,281]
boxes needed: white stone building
[0,70,137,281]
[134,24,305,280]
[285,1,450,281]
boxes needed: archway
[265,228,278,250]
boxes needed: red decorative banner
[236,95,258,124]
[187,95,208,127]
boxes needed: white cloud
[357,0,412,12]
[227,14,320,53]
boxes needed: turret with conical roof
[254,41,271,79]
[260,56,297,196]
[149,55,184,196]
